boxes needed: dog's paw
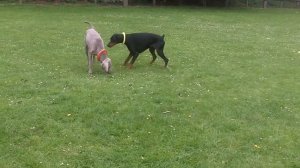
[128,64,133,69]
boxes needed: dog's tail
[162,34,165,39]
[84,21,94,29]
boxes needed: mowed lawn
[0,4,299,167]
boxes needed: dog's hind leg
[156,48,169,67]
[85,45,89,58]
[149,47,157,64]
[85,45,93,74]
[88,53,93,74]
[152,41,168,67]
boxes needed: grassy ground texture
[0,4,299,168]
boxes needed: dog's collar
[122,32,126,44]
[97,49,108,62]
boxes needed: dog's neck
[100,55,108,62]
[97,49,108,62]
[122,32,126,44]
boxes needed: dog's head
[101,58,112,73]
[107,33,124,48]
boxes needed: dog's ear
[116,34,123,43]
[110,34,115,42]
[111,34,123,43]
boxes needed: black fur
[107,33,169,68]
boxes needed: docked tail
[162,34,165,39]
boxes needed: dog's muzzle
[107,42,116,48]
[101,58,111,73]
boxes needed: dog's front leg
[128,53,139,69]
[124,53,132,66]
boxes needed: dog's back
[128,33,164,44]
[127,33,164,53]
[85,28,105,54]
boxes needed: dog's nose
[107,42,115,48]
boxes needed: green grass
[0,4,299,167]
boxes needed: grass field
[0,4,299,167]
